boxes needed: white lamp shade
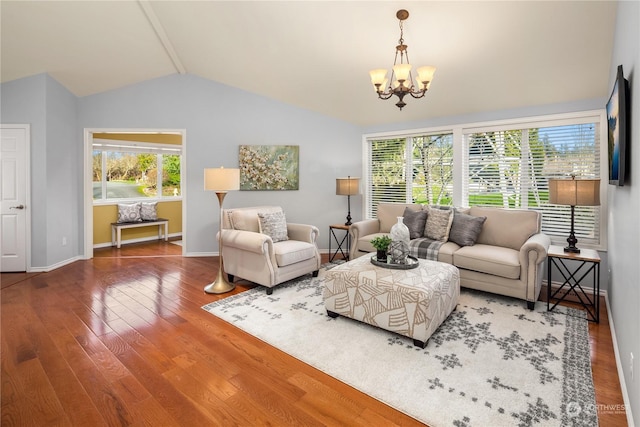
[549,178,600,206]
[369,69,388,86]
[393,63,412,82]
[416,66,436,85]
[204,167,240,191]
[336,177,360,196]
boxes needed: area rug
[202,270,597,427]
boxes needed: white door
[1,125,30,272]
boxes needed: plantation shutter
[367,138,408,218]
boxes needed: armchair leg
[527,301,535,310]
[312,270,319,277]
[227,274,234,283]
[266,288,273,295]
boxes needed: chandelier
[369,9,436,110]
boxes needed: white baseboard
[29,255,84,272]
[604,294,636,426]
[544,279,606,298]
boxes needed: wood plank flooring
[1,241,628,426]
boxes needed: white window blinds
[463,120,601,246]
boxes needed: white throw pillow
[140,202,158,221]
[117,203,142,223]
[424,206,454,242]
[258,211,289,242]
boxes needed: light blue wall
[77,74,363,255]
[607,1,639,424]
[0,74,78,268]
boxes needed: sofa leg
[266,288,273,296]
[227,274,234,283]
[527,301,535,310]
[413,339,427,349]
[326,310,339,318]
[312,270,319,277]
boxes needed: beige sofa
[349,203,550,309]
[220,206,321,295]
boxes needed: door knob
[10,205,25,210]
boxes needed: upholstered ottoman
[323,255,460,348]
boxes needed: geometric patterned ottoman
[323,255,460,348]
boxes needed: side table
[547,244,600,322]
[329,224,351,262]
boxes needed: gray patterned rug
[202,269,597,427]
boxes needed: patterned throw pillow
[423,206,454,242]
[258,211,289,242]
[117,203,142,223]
[449,211,487,246]
[402,208,428,239]
[140,202,158,221]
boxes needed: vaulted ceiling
[1,1,617,127]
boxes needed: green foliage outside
[93,151,181,198]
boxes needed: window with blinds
[365,112,605,249]
[366,134,454,218]
[463,121,601,246]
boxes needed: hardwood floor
[1,241,628,426]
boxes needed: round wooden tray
[370,255,419,270]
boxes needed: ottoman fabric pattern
[323,256,460,346]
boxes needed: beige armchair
[220,206,321,294]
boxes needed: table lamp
[336,176,360,226]
[548,176,600,253]
[204,167,240,294]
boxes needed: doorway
[83,128,186,259]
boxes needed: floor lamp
[204,167,240,294]
[336,176,360,226]
[548,176,600,254]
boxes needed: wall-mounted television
[607,65,629,186]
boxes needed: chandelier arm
[408,90,427,99]
[377,91,396,100]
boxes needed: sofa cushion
[356,232,388,255]
[453,244,520,279]
[449,211,486,247]
[258,211,289,242]
[424,206,453,242]
[402,208,428,239]
[378,203,423,232]
[437,241,460,264]
[273,240,317,267]
[470,207,539,250]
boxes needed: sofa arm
[349,219,380,259]
[219,229,273,255]
[287,223,319,244]
[519,232,551,304]
[519,232,551,266]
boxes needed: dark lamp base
[564,246,581,254]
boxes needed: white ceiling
[1,1,617,127]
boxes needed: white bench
[111,218,169,248]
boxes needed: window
[365,111,605,248]
[366,133,454,217]
[92,140,182,202]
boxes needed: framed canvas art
[239,145,299,190]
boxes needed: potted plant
[370,235,392,262]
